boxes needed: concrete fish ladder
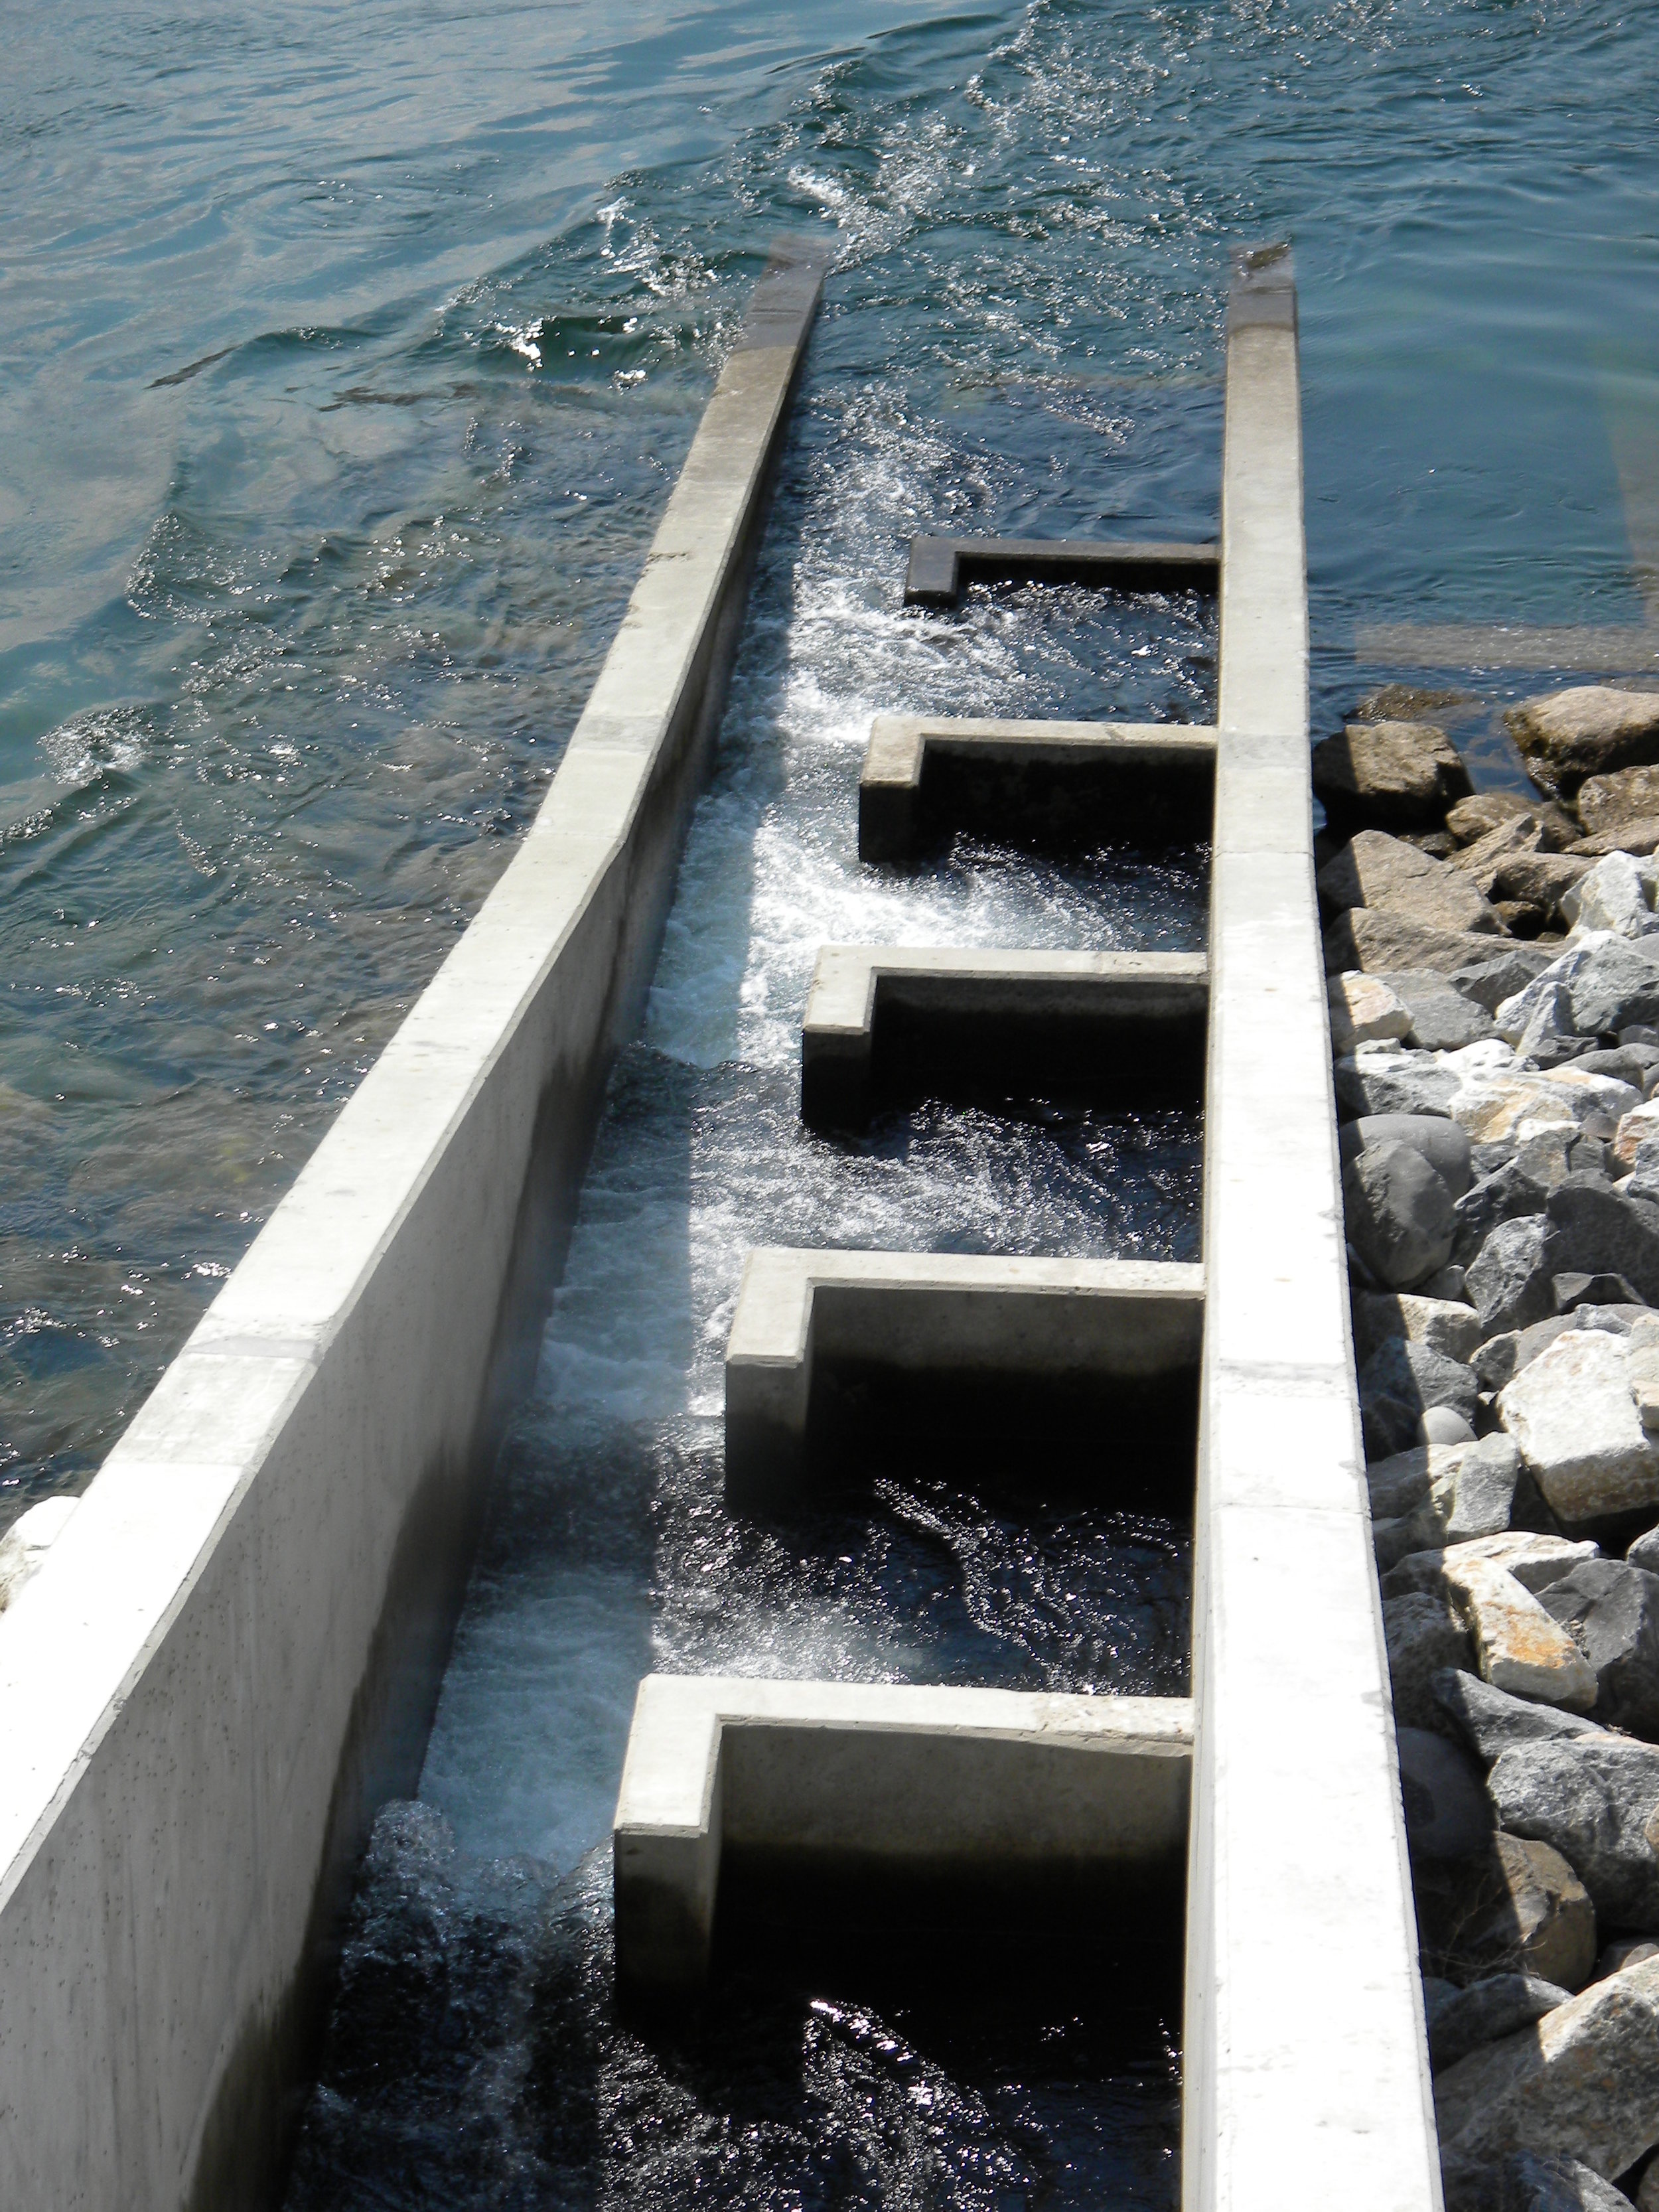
[0,242,826,2212]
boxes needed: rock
[1538,1068,1645,1140]
[1400,1724,1498,1859]
[1311,719,1474,830]
[1374,1438,1524,1570]
[1455,945,1565,1013]
[1547,1177,1659,1309]
[1320,828,1508,936]
[1641,2156,1659,2212]
[1574,818,1659,859]
[0,1495,77,1613]
[1579,766,1659,839]
[1454,1163,1551,1268]
[1340,1112,1475,1195]
[1498,1327,1659,1525]
[1427,1974,1573,2072]
[1555,1274,1646,1316]
[1573,1046,1659,1088]
[1494,853,1595,922]
[1386,1532,1601,1599]
[1516,983,1583,1067]
[1506,684,1659,796]
[1561,853,1659,942]
[1327,968,1413,1052]
[1456,814,1549,895]
[1433,1668,1607,1764]
[1361,1334,1481,1459]
[1336,1041,1462,1119]
[1418,1832,1597,1995]
[1630,1526,1659,1575]
[1595,1938,1659,1982]
[1488,1734,1659,1928]
[1493,899,1550,940]
[1387,1591,1478,1731]
[1449,790,1544,845]
[1484,2150,1637,2211]
[1354,1290,1485,1367]
[1425,1263,1475,1302]
[1616,1102,1659,1171]
[1424,1407,1481,1447]
[1382,969,1497,1050]
[1435,1953,1659,2179]
[1443,1556,1597,1710]
[1538,1561,1659,1739]
[1345,1143,1458,1291]
[1498,936,1659,1048]
[1326,908,1522,979]
[1368,1443,1436,1518]
[1470,1217,1561,1335]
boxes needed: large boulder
[1453,1163,1550,1269]
[1426,1974,1571,2073]
[1353,1290,1484,1367]
[1493,853,1595,924]
[1469,1216,1561,1335]
[1360,1335,1480,1458]
[1311,719,1473,830]
[1340,1111,1475,1195]
[1455,813,1549,895]
[1319,829,1507,936]
[1327,969,1413,1052]
[1477,2151,1640,2212]
[1561,852,1659,942]
[1506,686,1659,798]
[1374,1438,1523,1571]
[1443,1556,1597,1711]
[1432,1669,1607,1765]
[1577,763,1659,839]
[1488,1734,1659,1929]
[1538,1560,1659,1740]
[1383,970,1497,1050]
[1344,1143,1457,1290]
[1417,1831,1597,1993]
[1435,1953,1659,2181]
[1336,1042,1462,1120]
[1498,1327,1659,1524]
[1453,944,1563,1013]
[1546,1176,1659,1308]
[1325,909,1522,978]
[1497,935,1659,1046]
[1400,1725,1498,1860]
[1386,1534,1600,1601]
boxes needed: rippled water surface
[10,0,1659,2202]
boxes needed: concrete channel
[0,240,1443,2211]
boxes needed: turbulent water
[9,0,1659,2201]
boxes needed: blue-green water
[8,0,1659,2201]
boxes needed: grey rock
[1447,790,1545,846]
[1432,1669,1607,1765]
[1340,1111,1475,1195]
[1320,828,1508,934]
[1573,1046,1659,1088]
[1548,1176,1659,1307]
[1424,1406,1481,1447]
[1455,944,1563,1014]
[1417,1830,1597,1993]
[1488,1733,1659,1929]
[1499,936,1659,1045]
[1555,1272,1644,1315]
[1361,1334,1481,1459]
[1579,764,1659,837]
[1539,1561,1659,1740]
[1368,1443,1435,1519]
[1312,719,1474,830]
[1400,1726,1496,1860]
[1515,1128,1578,1190]
[1629,1526,1659,1575]
[1425,1263,1475,1301]
[1595,1937,1659,1982]
[1453,1163,1551,1268]
[1344,1143,1457,1290]
[1353,1289,1484,1368]
[1489,2151,1635,2212]
[1376,1439,1525,1570]
[1469,1216,1562,1335]
[1506,684,1659,796]
[1388,1593,1478,1732]
[1516,982,1584,1067]
[1477,1317,1580,1395]
[1383,969,1498,1050]
[1336,1046,1462,1119]
[1495,851,1596,921]
[1435,1952,1659,2182]
[1427,1974,1572,2072]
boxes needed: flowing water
[9,0,1659,2202]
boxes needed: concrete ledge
[725,1246,1204,1502]
[800,942,1209,1128]
[613,1674,1193,1990]
[904,533,1219,609]
[0,242,825,2212]
[859,713,1216,862]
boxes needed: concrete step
[613,1674,1193,1991]
[799,941,1208,1128]
[902,532,1219,608]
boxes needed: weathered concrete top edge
[628,1676,1196,1747]
[1227,240,1297,333]
[732,234,830,352]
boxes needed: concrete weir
[616,247,1443,2212]
[0,242,824,2210]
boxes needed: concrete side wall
[0,244,825,2212]
[1182,250,1442,2212]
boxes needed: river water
[8,0,1659,2202]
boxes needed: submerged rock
[1506,685,1659,798]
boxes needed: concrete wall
[0,240,825,2212]
[1181,248,1442,2212]
[613,1676,1193,1990]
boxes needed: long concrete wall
[1182,248,1442,2212]
[0,240,825,2212]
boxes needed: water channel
[9,0,1659,2201]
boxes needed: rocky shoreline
[1325,685,1659,2212]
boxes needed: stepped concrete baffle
[859,712,1217,863]
[723,1246,1203,1503]
[613,1676,1193,1992]
[903,532,1220,609]
[798,943,1209,1129]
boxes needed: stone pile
[1326,684,1659,2210]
